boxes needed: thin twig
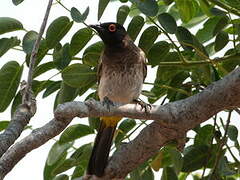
[144,82,191,96]
[210,111,232,179]
[23,0,54,103]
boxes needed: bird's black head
[89,22,128,48]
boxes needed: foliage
[1,0,240,179]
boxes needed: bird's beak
[89,24,102,32]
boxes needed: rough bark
[0,67,239,179]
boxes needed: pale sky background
[0,0,239,180]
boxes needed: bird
[87,22,147,177]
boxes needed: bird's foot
[102,96,114,112]
[133,98,152,113]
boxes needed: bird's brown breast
[98,44,146,104]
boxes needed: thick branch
[0,118,71,179]
[0,105,32,158]
[0,67,240,179]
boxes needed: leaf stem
[207,0,240,16]
[55,0,89,27]
[210,111,232,179]
[144,82,191,96]
[23,0,54,103]
[147,16,187,64]
[156,53,240,66]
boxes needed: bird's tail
[87,116,121,177]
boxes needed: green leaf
[53,175,69,180]
[12,0,24,5]
[213,16,229,36]
[47,142,73,166]
[127,16,144,41]
[175,26,194,51]
[98,0,110,20]
[71,143,92,161]
[33,61,56,78]
[78,79,97,96]
[32,80,53,97]
[46,16,73,49]
[115,119,136,144]
[149,53,182,103]
[129,4,141,17]
[70,7,89,23]
[44,151,67,180]
[158,13,177,34]
[191,35,209,58]
[117,5,130,25]
[0,121,10,132]
[130,161,150,180]
[141,167,154,180]
[214,31,229,52]
[71,143,92,178]
[53,43,72,70]
[82,41,104,67]
[161,167,178,180]
[0,37,21,57]
[227,125,238,141]
[42,81,61,98]
[218,156,236,176]
[178,173,189,180]
[70,28,93,56]
[59,124,94,144]
[182,15,207,29]
[0,61,23,112]
[138,26,159,53]
[22,31,38,54]
[150,151,163,171]
[0,17,23,35]
[221,49,240,72]
[210,7,227,16]
[182,145,209,172]
[163,0,174,5]
[52,159,77,176]
[129,0,158,16]
[175,0,199,23]
[62,64,97,88]
[148,41,170,66]
[198,0,211,16]
[191,65,212,85]
[168,147,183,174]
[25,39,49,67]
[55,82,78,108]
[11,92,21,117]
[194,124,214,146]
[88,117,100,130]
[196,16,229,43]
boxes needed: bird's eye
[108,24,116,32]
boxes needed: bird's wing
[97,58,102,84]
[140,50,147,82]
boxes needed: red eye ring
[108,24,116,32]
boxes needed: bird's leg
[133,98,152,113]
[102,96,114,112]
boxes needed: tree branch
[0,67,240,179]
[0,0,53,159]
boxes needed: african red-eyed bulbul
[87,22,147,177]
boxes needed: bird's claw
[102,96,114,112]
[134,98,152,113]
